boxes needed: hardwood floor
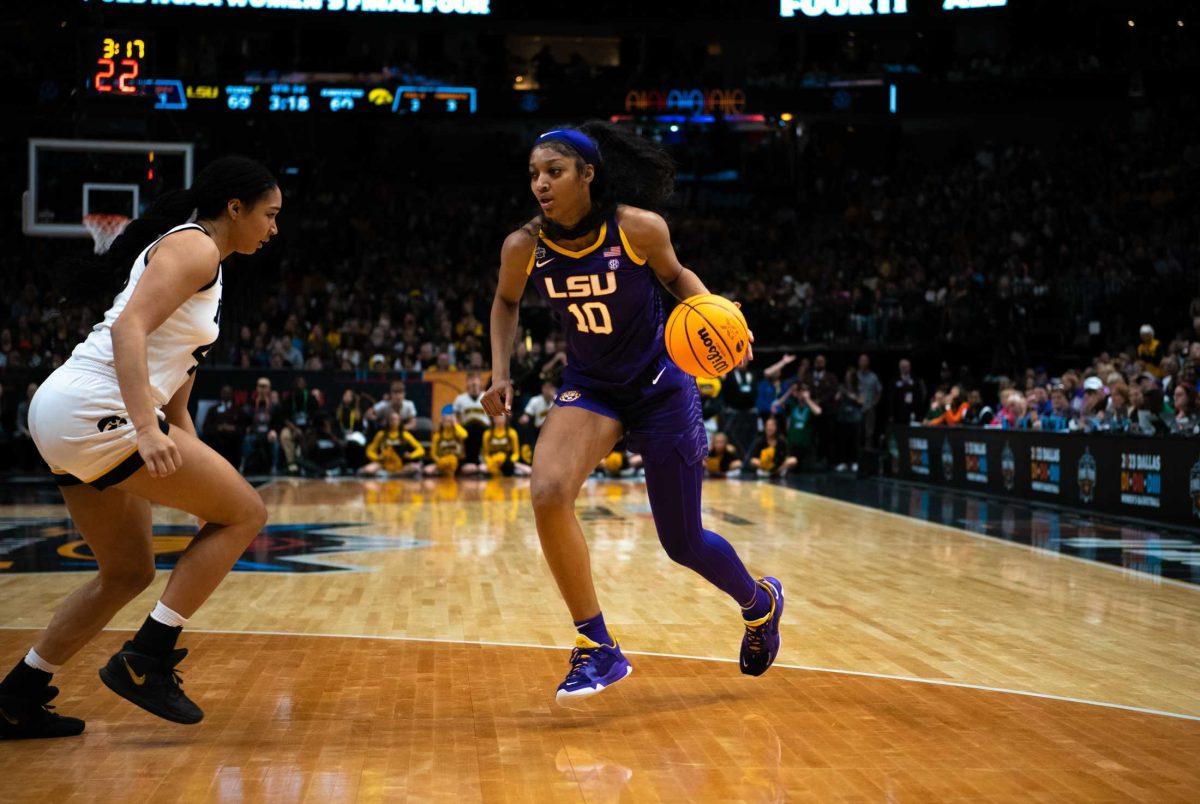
[1,476,1197,801]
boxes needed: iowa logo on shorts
[558,390,582,403]
[0,519,428,574]
[98,416,128,432]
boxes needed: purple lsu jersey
[528,218,664,387]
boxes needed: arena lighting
[781,0,907,18]
[79,0,490,16]
[780,112,794,122]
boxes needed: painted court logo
[0,520,428,574]
[964,440,988,484]
[558,390,581,403]
[1001,442,1015,491]
[1078,448,1097,504]
[940,438,954,482]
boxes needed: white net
[82,213,131,255]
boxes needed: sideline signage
[888,426,1200,527]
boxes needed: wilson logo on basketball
[696,327,730,373]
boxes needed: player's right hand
[137,426,183,478]
[481,379,514,416]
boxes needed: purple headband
[534,129,603,166]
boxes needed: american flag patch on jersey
[603,246,622,258]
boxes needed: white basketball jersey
[71,223,223,407]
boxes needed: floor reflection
[786,474,1200,585]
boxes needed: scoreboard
[83,30,476,115]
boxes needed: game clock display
[87,32,151,96]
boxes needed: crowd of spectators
[916,322,1200,438]
[2,106,1198,481]
[3,106,1194,385]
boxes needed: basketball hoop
[82,213,131,255]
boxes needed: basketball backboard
[23,138,194,238]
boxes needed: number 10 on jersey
[566,302,612,335]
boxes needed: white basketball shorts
[28,358,167,490]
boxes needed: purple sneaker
[555,635,633,707]
[740,577,784,676]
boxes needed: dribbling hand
[481,379,514,416]
[137,426,182,478]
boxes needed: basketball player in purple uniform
[482,123,783,705]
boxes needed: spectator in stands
[705,431,743,478]
[721,362,761,458]
[963,388,995,426]
[426,410,472,477]
[361,411,424,476]
[808,354,839,467]
[989,390,1033,430]
[929,385,969,426]
[241,377,281,474]
[1170,384,1199,435]
[773,381,822,470]
[891,359,926,425]
[302,413,348,476]
[335,388,369,470]
[697,376,724,436]
[856,354,882,447]
[834,366,864,472]
[280,375,320,474]
[1106,383,1135,432]
[454,372,490,469]
[1138,325,1164,376]
[482,413,531,477]
[923,389,947,424]
[371,380,418,431]
[749,416,797,478]
[201,385,244,467]
[1078,376,1108,432]
[1028,386,1052,418]
[517,380,556,463]
[1037,386,1076,432]
[757,354,796,424]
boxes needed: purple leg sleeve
[641,437,758,606]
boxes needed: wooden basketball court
[1,477,1198,801]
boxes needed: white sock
[149,600,189,628]
[24,648,61,674]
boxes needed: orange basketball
[665,294,749,378]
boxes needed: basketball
[665,294,749,378]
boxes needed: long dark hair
[67,156,277,302]
[535,121,675,241]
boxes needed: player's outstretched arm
[484,230,536,416]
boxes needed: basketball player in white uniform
[0,157,280,739]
